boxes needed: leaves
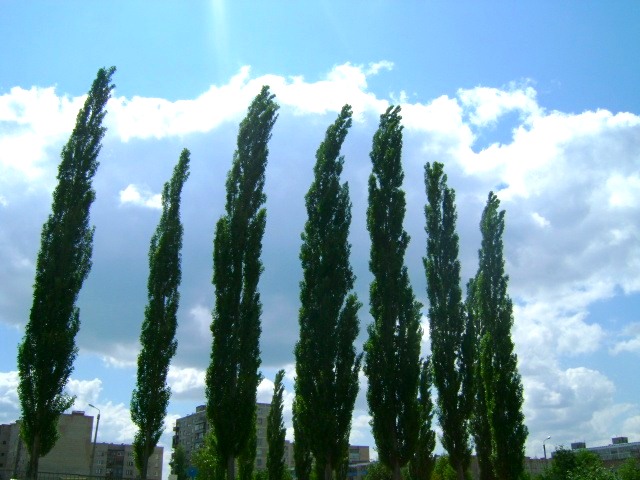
[294,105,361,480]
[17,66,115,478]
[131,149,190,479]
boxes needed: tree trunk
[456,463,465,480]
[227,454,235,480]
[140,448,149,480]
[392,462,401,480]
[324,461,333,480]
[27,434,41,480]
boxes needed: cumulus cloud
[167,365,206,398]
[119,184,162,209]
[0,371,19,421]
[67,378,103,407]
[2,61,640,458]
[611,322,640,355]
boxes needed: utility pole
[88,404,101,476]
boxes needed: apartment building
[92,442,163,480]
[0,411,163,480]
[173,403,274,472]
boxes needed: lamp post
[88,404,101,477]
[543,435,551,460]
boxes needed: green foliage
[364,462,392,480]
[17,66,115,479]
[292,398,312,480]
[408,359,436,480]
[206,86,279,480]
[423,162,473,480]
[468,192,528,480]
[618,458,640,480]
[132,149,190,479]
[543,448,617,480]
[192,431,223,480]
[238,410,257,480]
[294,104,362,480]
[364,106,422,480]
[432,456,458,480]
[267,370,286,480]
[170,445,189,480]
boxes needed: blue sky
[1,1,640,477]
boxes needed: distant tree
[364,462,392,480]
[292,398,313,480]
[618,458,640,480]
[267,370,286,480]
[170,445,188,480]
[16,66,116,480]
[423,162,473,480]
[432,456,457,480]
[294,105,362,480]
[408,359,436,480]
[206,86,279,480]
[192,431,222,480]
[364,106,422,480]
[542,448,616,480]
[468,192,528,480]
[131,149,190,480]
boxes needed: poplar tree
[408,358,436,480]
[17,66,115,480]
[294,105,361,480]
[292,398,312,480]
[206,86,279,480]
[131,149,190,480]
[469,192,528,480]
[364,106,422,480]
[267,370,286,480]
[423,162,473,480]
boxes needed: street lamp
[543,435,551,460]
[88,404,101,477]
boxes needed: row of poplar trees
[16,66,527,480]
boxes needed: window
[126,469,133,476]
[128,461,134,466]
[96,469,102,474]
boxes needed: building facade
[172,403,275,472]
[568,436,640,467]
[92,442,163,480]
[0,411,163,480]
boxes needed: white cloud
[0,371,19,421]
[457,83,541,127]
[67,378,103,407]
[3,62,640,460]
[0,87,84,181]
[531,212,550,228]
[99,343,139,369]
[119,184,162,209]
[167,365,206,396]
[611,323,640,355]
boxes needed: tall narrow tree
[469,192,528,480]
[267,370,286,480]
[206,86,279,480]
[292,398,312,480]
[131,149,191,480]
[364,105,422,480]
[423,162,473,480]
[408,358,436,480]
[17,66,115,480]
[294,105,362,480]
